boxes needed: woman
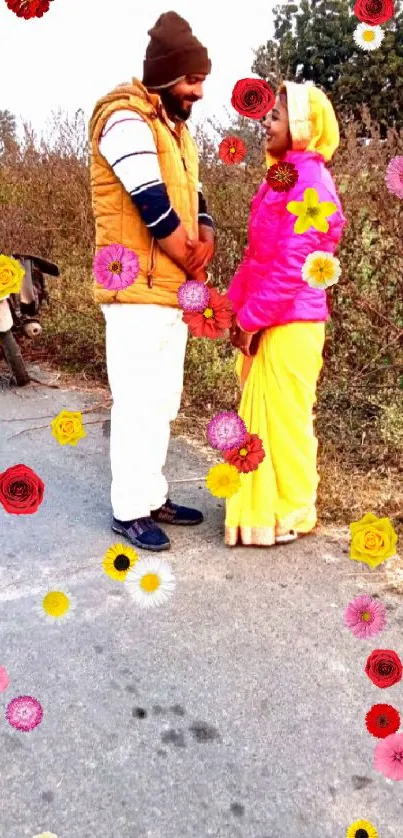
[225,81,347,547]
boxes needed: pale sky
[0,0,276,140]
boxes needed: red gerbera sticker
[365,703,401,738]
[182,286,233,339]
[231,78,275,120]
[354,0,395,25]
[218,136,246,165]
[5,0,54,18]
[266,161,299,192]
[223,432,266,473]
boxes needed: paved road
[0,375,402,838]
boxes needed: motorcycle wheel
[0,329,30,386]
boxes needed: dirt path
[1,375,402,838]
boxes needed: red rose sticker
[365,649,403,688]
[5,0,54,19]
[354,0,395,25]
[231,78,275,120]
[0,464,45,515]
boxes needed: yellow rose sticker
[50,410,87,446]
[0,254,25,300]
[349,512,398,569]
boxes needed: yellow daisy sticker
[302,251,341,289]
[350,512,398,569]
[50,410,87,446]
[102,543,139,581]
[346,819,378,838]
[36,589,75,623]
[206,463,241,498]
[287,187,337,234]
[0,254,25,300]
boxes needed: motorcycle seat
[12,254,60,277]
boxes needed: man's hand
[199,224,216,262]
[185,240,213,273]
[185,225,215,273]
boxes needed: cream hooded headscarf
[265,81,340,169]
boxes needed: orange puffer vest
[89,78,199,307]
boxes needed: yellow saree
[225,322,325,546]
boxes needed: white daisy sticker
[302,251,341,289]
[354,23,384,51]
[35,589,75,623]
[125,557,176,609]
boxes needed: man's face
[160,74,206,121]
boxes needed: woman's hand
[237,328,254,356]
[230,315,255,356]
[229,314,239,347]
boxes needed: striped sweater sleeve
[198,185,215,231]
[99,109,180,239]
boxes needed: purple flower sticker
[6,695,43,731]
[93,244,140,291]
[207,411,248,451]
[177,280,210,312]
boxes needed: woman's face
[263,94,292,159]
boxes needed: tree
[252,0,403,135]
[0,109,17,155]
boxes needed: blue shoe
[150,498,204,526]
[112,516,171,552]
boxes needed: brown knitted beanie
[143,11,211,90]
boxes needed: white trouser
[101,304,188,521]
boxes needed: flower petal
[294,215,311,234]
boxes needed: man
[89,11,215,552]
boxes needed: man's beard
[160,89,193,122]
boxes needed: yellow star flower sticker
[287,187,337,234]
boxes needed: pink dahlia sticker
[93,243,140,291]
[0,665,10,692]
[6,695,43,731]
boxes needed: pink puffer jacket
[227,150,347,333]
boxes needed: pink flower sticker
[385,156,403,200]
[93,244,140,291]
[374,732,403,780]
[206,411,247,451]
[6,695,43,731]
[344,594,387,638]
[0,665,10,692]
[177,280,210,312]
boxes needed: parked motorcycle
[0,254,60,386]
